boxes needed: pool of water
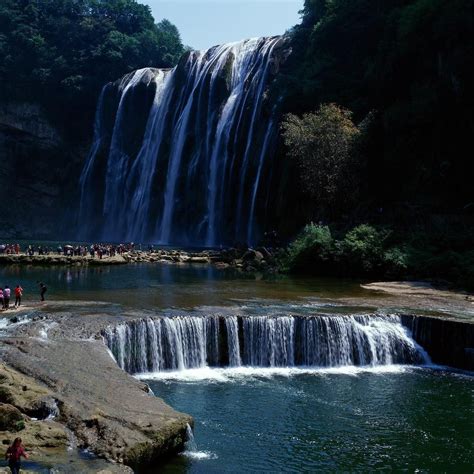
[149,367,473,473]
[0,263,473,473]
[0,263,371,310]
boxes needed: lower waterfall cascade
[103,314,430,374]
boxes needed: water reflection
[0,263,367,310]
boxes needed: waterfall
[103,314,430,374]
[78,37,287,245]
[225,316,242,367]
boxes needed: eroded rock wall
[402,315,474,370]
[0,102,86,239]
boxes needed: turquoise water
[149,367,473,473]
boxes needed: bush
[383,246,410,278]
[285,224,334,273]
[282,222,474,290]
[338,224,388,275]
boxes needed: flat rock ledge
[0,247,279,273]
[0,326,192,471]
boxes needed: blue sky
[143,0,304,50]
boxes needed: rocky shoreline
[0,247,279,273]
[0,308,193,472]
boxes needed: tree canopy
[282,104,360,218]
[0,0,185,138]
[276,0,474,212]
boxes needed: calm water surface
[0,263,370,310]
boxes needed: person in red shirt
[14,286,23,308]
[5,437,28,474]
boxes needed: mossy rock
[0,387,15,405]
[124,421,189,470]
[0,403,24,432]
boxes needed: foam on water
[182,423,218,461]
[135,364,417,383]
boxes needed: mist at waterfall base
[79,37,288,246]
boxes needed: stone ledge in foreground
[0,337,192,470]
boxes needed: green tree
[0,0,185,139]
[281,103,360,218]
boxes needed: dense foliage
[283,223,474,290]
[0,0,184,139]
[281,104,361,218]
[278,0,474,213]
[277,0,474,287]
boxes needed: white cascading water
[103,315,430,374]
[78,37,284,245]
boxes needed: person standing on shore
[3,286,10,309]
[14,285,23,307]
[38,282,47,302]
[5,437,29,474]
[0,288,4,310]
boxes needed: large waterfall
[103,315,429,374]
[79,37,289,245]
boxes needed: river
[0,263,472,472]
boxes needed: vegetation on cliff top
[0,0,185,139]
[277,0,473,217]
[277,0,473,287]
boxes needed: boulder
[0,404,24,432]
[242,249,264,262]
[0,387,14,405]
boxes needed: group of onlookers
[0,283,47,310]
[0,242,138,258]
[0,285,23,310]
[0,243,20,254]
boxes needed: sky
[144,0,304,50]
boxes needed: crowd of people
[0,243,20,254]
[0,242,137,258]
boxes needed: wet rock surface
[0,363,69,466]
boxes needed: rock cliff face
[0,102,87,239]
